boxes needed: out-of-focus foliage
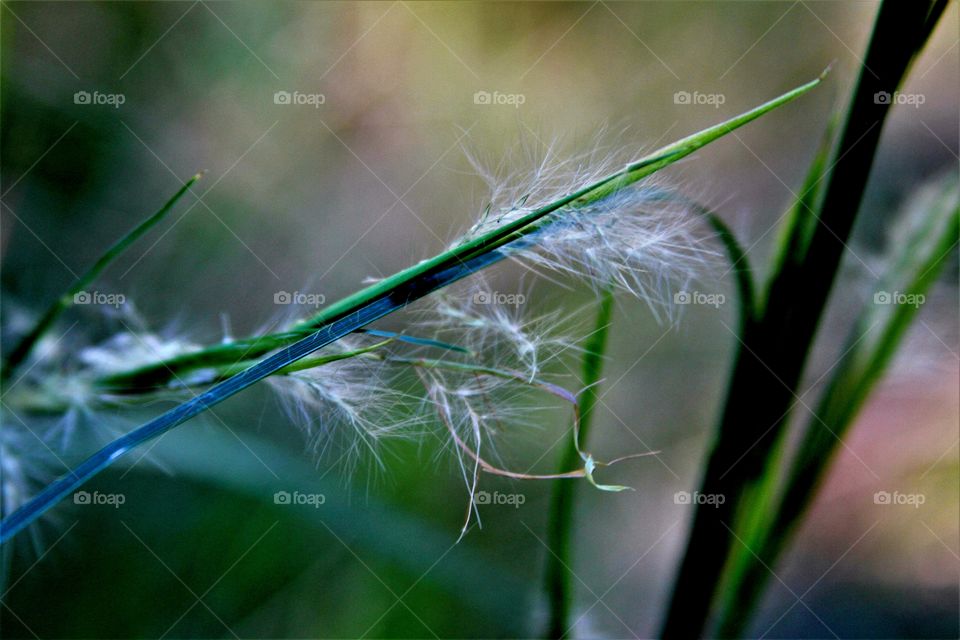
[1,3,956,638]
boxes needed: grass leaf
[0,76,825,544]
[544,284,615,638]
[661,3,947,636]
[762,112,839,310]
[714,172,959,636]
[91,74,827,393]
[2,173,203,382]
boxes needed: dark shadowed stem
[545,285,614,638]
[715,186,958,637]
[660,1,946,637]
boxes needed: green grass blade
[92,330,469,393]
[707,119,837,628]
[1,76,826,543]
[762,112,839,311]
[544,285,615,638]
[703,211,757,329]
[2,173,203,381]
[89,75,826,393]
[715,173,959,636]
[661,3,946,637]
[356,329,471,354]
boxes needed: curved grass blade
[91,74,826,392]
[702,209,756,329]
[2,173,203,382]
[628,187,757,328]
[715,173,959,637]
[1,76,826,543]
[761,112,839,312]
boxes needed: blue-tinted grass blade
[0,249,506,543]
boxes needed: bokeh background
[1,1,957,638]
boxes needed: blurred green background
[1,2,957,638]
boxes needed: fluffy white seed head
[266,338,425,470]
[455,136,716,318]
[77,331,198,377]
[419,283,578,381]
[270,137,717,474]
[5,136,717,526]
[508,190,712,317]
[1,426,37,519]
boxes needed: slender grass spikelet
[266,337,425,470]
[0,75,827,544]
[458,138,716,317]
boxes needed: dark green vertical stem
[545,285,615,638]
[715,198,958,637]
[660,1,945,637]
